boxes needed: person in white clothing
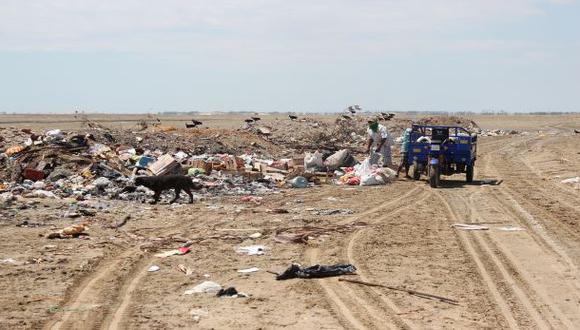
[365,120,392,167]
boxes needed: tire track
[436,192,523,329]
[102,257,152,329]
[466,192,575,329]
[481,136,580,267]
[44,248,145,330]
[306,188,430,329]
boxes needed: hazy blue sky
[0,0,578,113]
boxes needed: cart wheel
[466,163,474,183]
[429,164,439,188]
[412,161,421,180]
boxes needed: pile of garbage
[0,127,285,203]
[416,116,481,133]
[479,129,520,136]
[244,116,411,153]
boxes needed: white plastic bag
[304,151,324,171]
[355,157,375,177]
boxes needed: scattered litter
[47,223,89,239]
[248,232,262,239]
[339,278,459,305]
[561,176,580,184]
[237,267,260,273]
[148,265,160,272]
[154,247,191,258]
[184,281,222,295]
[289,176,308,188]
[240,195,263,204]
[1,258,23,265]
[216,287,248,298]
[190,308,209,323]
[235,245,267,255]
[177,264,193,275]
[451,223,489,231]
[312,208,354,216]
[276,263,357,280]
[274,222,367,244]
[497,226,525,232]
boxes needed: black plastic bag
[276,263,357,280]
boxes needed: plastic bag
[304,151,324,171]
[289,176,308,188]
[354,157,375,177]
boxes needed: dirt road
[1,117,579,329]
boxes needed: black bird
[289,115,298,120]
[341,114,352,120]
[574,129,579,134]
[244,118,254,124]
[186,119,203,128]
[251,117,261,121]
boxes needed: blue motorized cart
[406,125,477,187]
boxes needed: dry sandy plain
[1,113,579,329]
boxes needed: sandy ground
[1,115,579,329]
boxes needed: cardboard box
[148,154,179,176]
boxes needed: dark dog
[134,175,203,204]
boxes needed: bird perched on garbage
[244,118,255,124]
[341,114,352,120]
[288,115,298,120]
[251,117,261,121]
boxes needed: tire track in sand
[307,188,430,330]
[468,192,579,329]
[102,256,152,329]
[44,248,145,330]
[103,186,426,330]
[436,192,523,329]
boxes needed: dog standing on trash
[134,175,203,204]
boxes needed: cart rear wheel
[429,164,439,188]
[412,161,421,180]
[466,163,474,183]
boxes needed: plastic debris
[276,263,357,280]
[235,245,267,255]
[216,287,248,298]
[289,176,308,188]
[561,176,580,184]
[184,281,222,295]
[497,226,525,231]
[148,265,160,272]
[237,267,260,273]
[154,247,191,258]
[451,223,489,231]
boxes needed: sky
[0,0,579,113]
